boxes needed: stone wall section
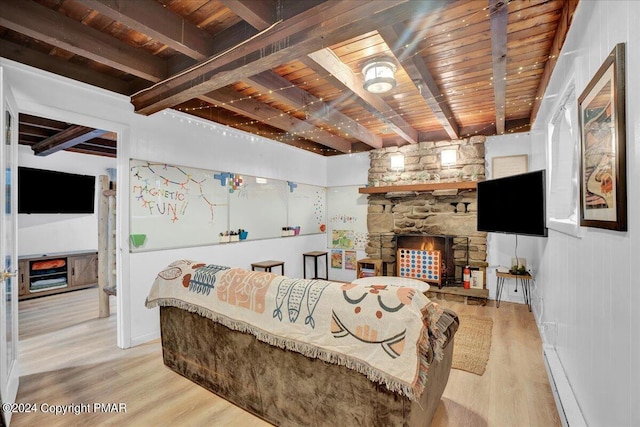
[365,137,489,282]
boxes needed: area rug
[452,314,493,375]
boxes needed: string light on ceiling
[172,0,535,151]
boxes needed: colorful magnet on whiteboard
[287,181,298,192]
[228,174,244,192]
[214,172,230,186]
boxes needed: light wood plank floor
[11,288,560,427]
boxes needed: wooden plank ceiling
[1,0,579,158]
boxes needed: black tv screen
[18,167,96,214]
[477,170,548,237]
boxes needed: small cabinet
[356,258,383,278]
[18,251,98,300]
[69,253,98,288]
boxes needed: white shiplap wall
[530,1,639,426]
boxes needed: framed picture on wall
[491,154,528,179]
[578,43,627,231]
[344,251,357,270]
[331,249,343,269]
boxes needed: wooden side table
[496,271,533,311]
[303,251,328,280]
[251,260,285,275]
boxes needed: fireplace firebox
[395,234,468,288]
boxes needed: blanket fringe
[146,297,432,401]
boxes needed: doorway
[15,111,122,399]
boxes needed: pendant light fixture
[362,57,397,94]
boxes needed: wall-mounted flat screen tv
[18,167,96,214]
[477,170,548,237]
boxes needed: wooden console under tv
[18,250,98,300]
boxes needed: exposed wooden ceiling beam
[66,144,116,158]
[206,0,325,62]
[378,24,459,140]
[530,0,579,125]
[458,123,497,137]
[219,0,278,31]
[489,0,509,134]
[19,123,53,139]
[417,130,456,143]
[227,0,367,150]
[19,136,41,145]
[82,0,214,61]
[246,71,382,148]
[0,39,132,94]
[505,117,531,133]
[200,87,353,153]
[0,0,167,83]
[19,114,68,132]
[80,138,117,149]
[181,103,327,154]
[32,125,108,156]
[131,1,438,115]
[304,49,418,144]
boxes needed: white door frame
[7,98,130,350]
[0,66,20,426]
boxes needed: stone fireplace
[364,136,488,290]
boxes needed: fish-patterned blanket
[145,259,447,401]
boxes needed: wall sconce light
[441,149,457,166]
[390,154,405,171]
[363,57,397,94]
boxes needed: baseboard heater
[542,345,586,427]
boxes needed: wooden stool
[251,260,284,275]
[303,251,328,280]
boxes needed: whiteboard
[129,159,228,251]
[229,177,287,240]
[326,185,368,250]
[288,182,326,235]
[129,159,327,251]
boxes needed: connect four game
[398,248,441,285]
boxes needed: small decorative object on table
[510,257,527,275]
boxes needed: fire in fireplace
[395,234,467,287]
